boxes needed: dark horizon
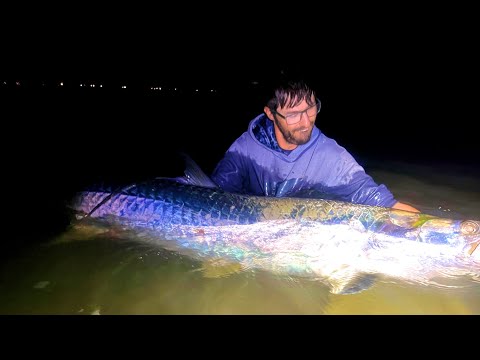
[3,71,478,164]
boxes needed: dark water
[1,85,479,314]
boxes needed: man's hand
[392,201,420,213]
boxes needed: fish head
[459,220,480,258]
[418,218,478,245]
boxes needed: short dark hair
[267,78,317,111]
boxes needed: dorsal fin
[179,152,218,189]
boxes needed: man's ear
[264,106,275,121]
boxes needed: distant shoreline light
[1,79,263,92]
[1,80,222,94]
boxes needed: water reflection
[0,239,333,315]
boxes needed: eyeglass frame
[270,98,321,125]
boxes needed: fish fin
[49,220,116,245]
[178,152,218,189]
[328,272,377,295]
[197,258,244,278]
[154,153,218,188]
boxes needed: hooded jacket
[211,113,397,207]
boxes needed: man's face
[272,95,319,146]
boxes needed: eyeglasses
[271,99,321,125]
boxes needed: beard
[275,118,314,146]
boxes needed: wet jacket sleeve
[334,171,397,207]
[211,149,247,194]
[322,151,397,207]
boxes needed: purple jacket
[211,114,397,207]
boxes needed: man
[211,78,419,212]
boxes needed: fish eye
[460,220,479,235]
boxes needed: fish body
[68,157,480,294]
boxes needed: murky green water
[1,161,479,315]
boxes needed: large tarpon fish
[67,157,480,294]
